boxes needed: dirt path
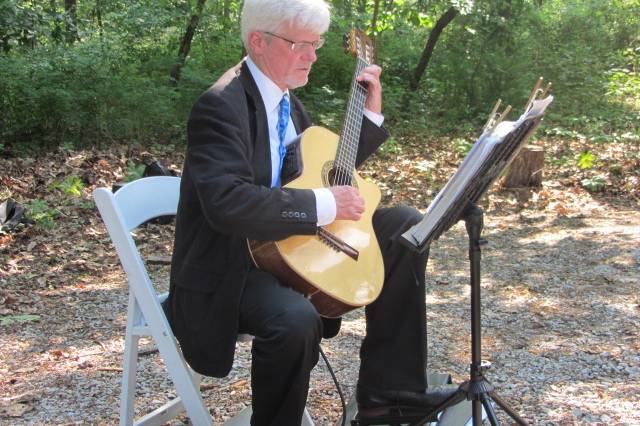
[1,144,638,424]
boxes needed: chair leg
[191,369,202,387]
[154,331,213,425]
[120,295,141,426]
[302,407,315,426]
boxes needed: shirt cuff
[364,109,384,127]
[312,188,336,226]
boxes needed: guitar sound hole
[322,161,358,189]
[328,167,354,187]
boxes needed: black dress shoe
[356,383,459,418]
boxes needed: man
[167,0,454,424]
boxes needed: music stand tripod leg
[488,391,529,425]
[463,204,529,426]
[479,394,499,426]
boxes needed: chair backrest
[93,176,181,335]
[94,175,179,265]
[106,176,181,232]
[95,176,219,425]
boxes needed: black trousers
[238,205,429,425]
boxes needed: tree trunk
[95,0,104,35]
[342,0,353,17]
[357,0,366,14]
[222,0,231,20]
[1,37,9,53]
[368,0,381,60]
[408,7,458,91]
[370,0,381,34]
[64,0,78,43]
[170,0,207,85]
[49,0,63,43]
[503,145,545,188]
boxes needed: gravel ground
[1,197,638,425]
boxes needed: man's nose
[302,47,317,62]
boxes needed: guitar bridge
[317,228,359,261]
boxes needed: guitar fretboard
[333,56,369,186]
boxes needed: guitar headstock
[344,29,374,64]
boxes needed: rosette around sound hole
[322,161,358,188]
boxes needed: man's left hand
[357,65,383,115]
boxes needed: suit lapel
[237,62,272,187]
[237,62,312,187]
[290,95,311,134]
[290,98,303,134]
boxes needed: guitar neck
[334,56,369,184]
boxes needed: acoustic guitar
[248,30,384,318]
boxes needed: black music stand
[398,96,553,426]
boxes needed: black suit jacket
[167,61,388,377]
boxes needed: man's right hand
[329,186,365,221]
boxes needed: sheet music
[406,96,554,247]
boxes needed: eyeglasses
[262,31,325,52]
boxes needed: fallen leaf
[0,401,34,418]
[13,367,37,374]
[1,295,18,305]
[77,360,94,369]
[0,392,38,418]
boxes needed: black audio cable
[319,345,347,426]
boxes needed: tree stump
[503,144,545,188]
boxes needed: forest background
[1,0,638,157]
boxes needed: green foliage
[0,39,189,149]
[581,175,607,192]
[576,151,596,170]
[125,161,146,182]
[51,176,85,197]
[548,152,572,167]
[0,314,41,326]
[452,138,473,157]
[26,199,57,230]
[378,137,403,155]
[0,0,638,151]
[78,200,95,210]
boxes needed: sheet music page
[407,95,554,246]
[517,95,554,124]
[413,128,511,243]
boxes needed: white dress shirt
[245,56,383,226]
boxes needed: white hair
[241,0,331,49]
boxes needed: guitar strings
[341,57,367,185]
[336,56,368,187]
[335,50,366,184]
[337,39,368,185]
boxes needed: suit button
[281,212,287,218]
[294,212,300,218]
[301,212,307,219]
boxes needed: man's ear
[248,31,266,56]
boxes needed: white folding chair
[94,176,314,426]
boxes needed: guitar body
[248,126,384,317]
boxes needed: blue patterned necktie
[275,94,290,187]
